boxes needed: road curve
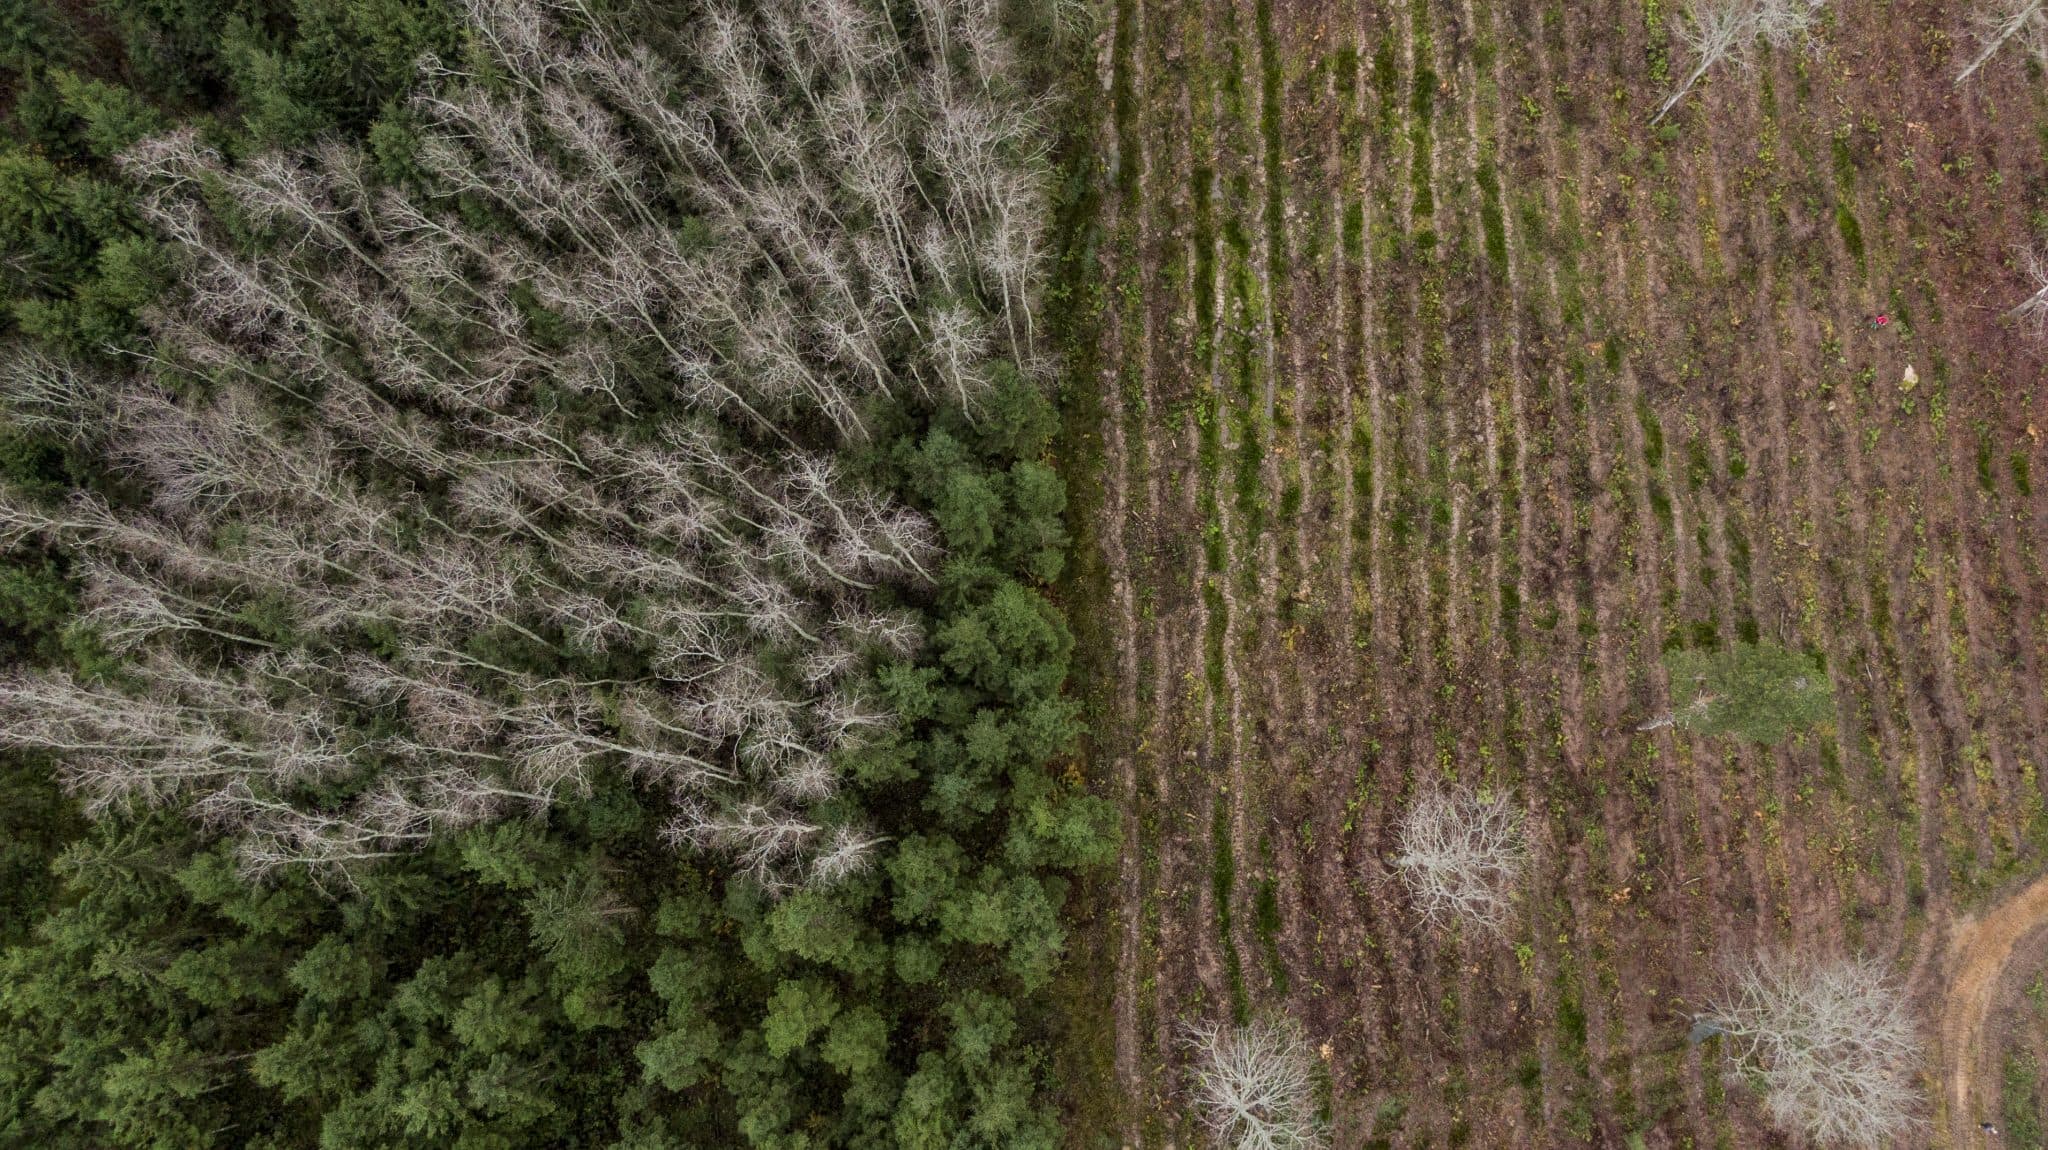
[1942,873,2048,1147]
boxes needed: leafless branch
[6,0,1058,894]
[1654,0,1825,123]
[1958,0,2048,84]
[2007,246,2048,334]
[1182,1017,1328,1150]
[1393,785,1529,937]
[1697,953,1922,1145]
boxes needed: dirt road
[1944,874,2048,1147]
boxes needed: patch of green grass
[1724,426,1748,479]
[1686,435,1712,491]
[1213,794,1249,1023]
[1727,519,1752,588]
[1253,876,1287,995]
[1477,156,1508,271]
[1109,0,1139,194]
[1867,571,1893,644]
[1389,496,1416,546]
[1352,417,1375,563]
[1204,579,1228,708]
[1643,0,1670,85]
[1370,1094,1408,1145]
[1233,406,1266,540]
[1637,399,1665,468]
[1831,130,1857,191]
[1836,201,1866,270]
[2005,1049,2044,1148]
[1518,1049,1543,1124]
[1192,167,1216,366]
[1372,36,1400,139]
[1558,988,1590,1073]
[1408,0,1434,220]
[1196,400,1224,570]
[1563,1095,1597,1141]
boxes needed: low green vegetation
[2007,1049,2045,1149]
[1663,640,1834,745]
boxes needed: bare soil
[1943,874,2048,1146]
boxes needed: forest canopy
[0,0,1110,1145]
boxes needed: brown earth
[1062,0,2048,1145]
[1944,873,2048,1147]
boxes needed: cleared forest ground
[1062,0,2048,1145]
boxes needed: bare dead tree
[1392,785,1529,937]
[661,799,822,893]
[73,557,281,654]
[1182,1017,1328,1150]
[1654,0,1826,123]
[580,0,1049,418]
[0,0,1061,892]
[0,653,359,814]
[806,824,885,885]
[1695,954,1922,1145]
[1957,0,2048,84]
[0,352,111,443]
[1635,687,1718,732]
